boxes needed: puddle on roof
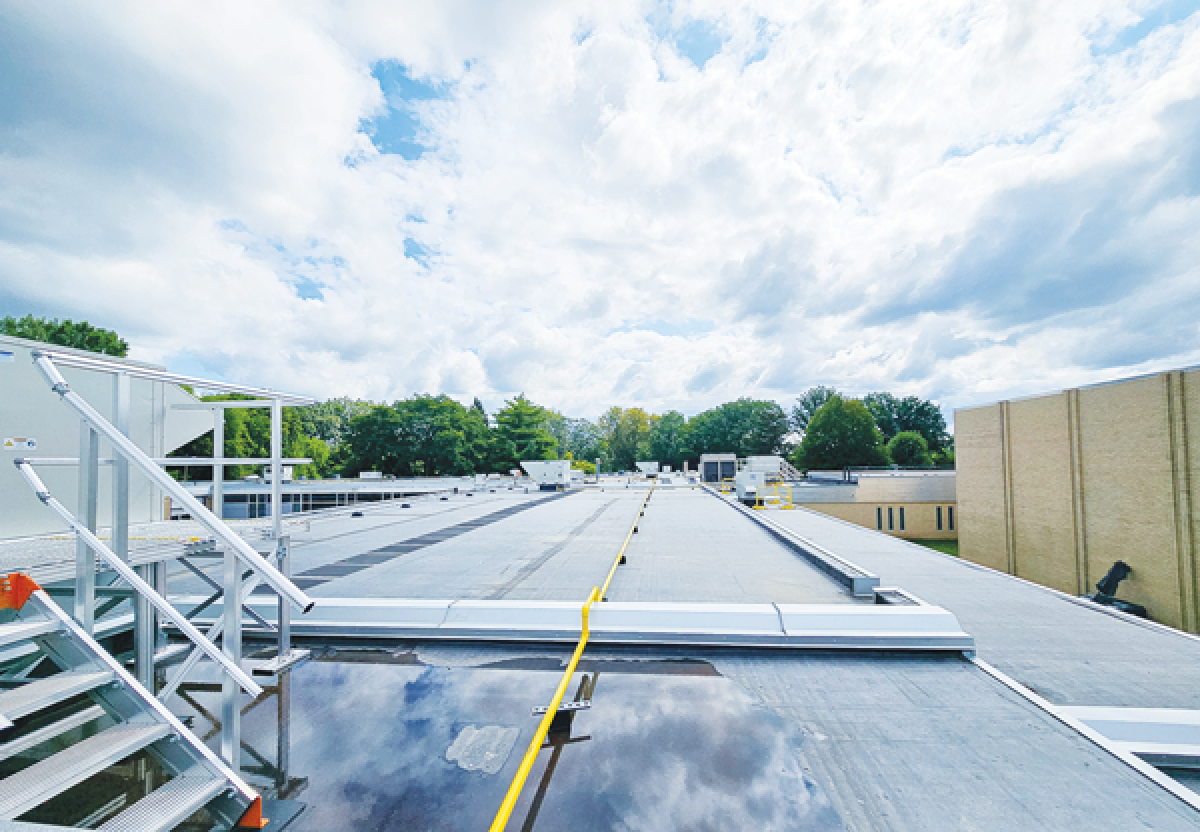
[171,651,844,831]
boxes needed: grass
[911,539,959,557]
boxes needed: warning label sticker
[3,438,36,451]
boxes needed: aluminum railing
[14,461,262,697]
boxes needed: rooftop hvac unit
[699,453,737,484]
[520,460,572,490]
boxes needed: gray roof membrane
[18,483,1200,827]
[764,504,1200,711]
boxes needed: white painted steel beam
[171,597,975,652]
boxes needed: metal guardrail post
[278,536,291,658]
[74,420,98,634]
[213,408,224,520]
[222,545,242,769]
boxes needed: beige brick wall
[955,369,1200,633]
[1078,376,1183,627]
[955,405,1009,573]
[798,501,958,540]
[1007,393,1080,595]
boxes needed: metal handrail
[14,461,262,697]
[30,348,316,404]
[32,352,313,613]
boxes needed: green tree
[341,405,406,475]
[688,399,791,459]
[384,395,480,476]
[167,395,326,479]
[886,431,932,467]
[649,410,691,470]
[600,407,656,471]
[791,386,839,432]
[544,413,607,463]
[492,394,558,470]
[2,314,129,356]
[297,397,374,445]
[863,392,949,452]
[793,394,888,471]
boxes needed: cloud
[0,0,1198,420]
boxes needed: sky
[1,1,1198,423]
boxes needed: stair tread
[0,722,171,818]
[97,772,227,832]
[0,704,107,763]
[0,619,60,650]
[0,671,114,722]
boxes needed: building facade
[956,367,1200,633]
[793,470,958,541]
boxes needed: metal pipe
[222,545,242,767]
[271,398,290,660]
[75,421,98,634]
[213,411,224,520]
[490,587,600,832]
[15,461,263,697]
[32,352,314,613]
[33,349,315,404]
[16,456,311,466]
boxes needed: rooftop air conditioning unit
[521,460,571,490]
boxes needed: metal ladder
[0,575,263,830]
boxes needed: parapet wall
[956,367,1200,633]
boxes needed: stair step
[0,619,61,651]
[0,722,172,818]
[0,671,114,723]
[97,771,227,832]
[0,704,107,763]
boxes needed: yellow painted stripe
[489,586,600,832]
[599,481,654,600]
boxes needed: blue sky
[0,1,1198,420]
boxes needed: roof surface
[15,478,1200,829]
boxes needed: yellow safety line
[490,586,600,832]
[491,480,657,831]
[599,480,654,600]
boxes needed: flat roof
[9,477,1200,827]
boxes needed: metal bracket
[532,700,591,716]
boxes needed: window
[876,507,883,531]
[948,506,955,531]
[887,507,894,531]
[936,506,943,531]
[899,507,905,531]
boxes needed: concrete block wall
[956,368,1200,632]
[799,502,958,540]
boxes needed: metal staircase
[780,458,804,481]
[0,575,264,830]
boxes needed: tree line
[791,386,952,470]
[6,315,952,478]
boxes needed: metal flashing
[170,596,975,652]
[708,487,880,596]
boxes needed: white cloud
[1,0,1198,420]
